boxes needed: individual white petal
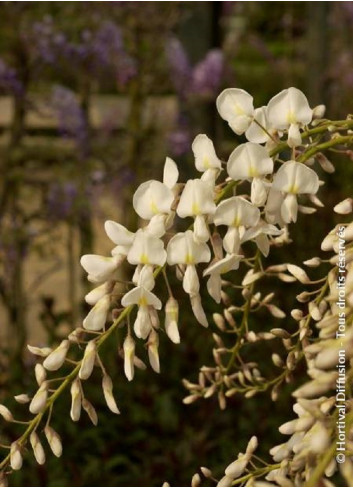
[177,179,216,218]
[133,180,174,220]
[163,157,179,189]
[104,221,134,246]
[183,265,200,295]
[216,88,254,134]
[272,161,319,195]
[251,178,268,206]
[267,87,312,130]
[146,214,167,238]
[127,229,167,266]
[85,282,110,306]
[134,306,152,339]
[281,194,298,223]
[265,187,285,225]
[137,265,155,291]
[190,294,208,327]
[83,295,110,331]
[287,123,302,148]
[200,168,218,184]
[80,254,119,283]
[203,254,242,276]
[241,221,282,242]
[214,197,260,228]
[194,215,209,243]
[227,142,273,180]
[245,106,270,143]
[223,227,241,254]
[255,234,270,256]
[167,230,211,265]
[207,273,222,303]
[121,286,162,309]
[192,134,221,172]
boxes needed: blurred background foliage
[0,2,352,486]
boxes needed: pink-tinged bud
[267,304,285,318]
[10,442,22,471]
[79,341,96,380]
[29,382,48,414]
[44,426,62,457]
[334,198,353,215]
[43,340,70,371]
[123,335,135,381]
[102,374,120,414]
[147,330,160,373]
[165,297,180,344]
[82,398,98,426]
[35,364,47,386]
[30,431,46,465]
[0,404,13,422]
[70,378,82,422]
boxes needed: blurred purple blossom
[166,37,192,97]
[47,182,78,221]
[0,58,23,95]
[191,50,224,97]
[168,125,191,157]
[51,85,88,153]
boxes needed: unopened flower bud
[191,473,201,487]
[10,442,22,471]
[0,404,13,422]
[79,341,97,380]
[44,426,62,457]
[287,264,310,283]
[312,104,326,119]
[303,257,321,267]
[102,374,120,414]
[14,394,30,404]
[29,382,48,414]
[190,294,208,327]
[334,198,353,215]
[316,152,335,174]
[43,340,70,371]
[35,364,47,385]
[123,335,135,381]
[27,345,52,357]
[70,378,82,422]
[30,431,46,465]
[165,297,180,344]
[148,329,160,373]
[82,398,98,426]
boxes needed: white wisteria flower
[216,88,254,135]
[127,229,167,267]
[167,230,211,295]
[268,161,320,224]
[267,87,312,147]
[214,197,260,254]
[203,254,243,303]
[104,220,135,257]
[80,254,123,284]
[177,178,216,242]
[192,134,222,182]
[121,286,162,339]
[241,220,283,257]
[227,142,274,206]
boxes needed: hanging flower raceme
[177,178,216,242]
[227,142,274,206]
[216,88,254,135]
[192,134,222,183]
[267,87,313,148]
[213,196,260,254]
[267,161,320,224]
[133,157,178,237]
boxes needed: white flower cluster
[79,87,321,381]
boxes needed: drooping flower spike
[227,142,274,206]
[266,87,313,148]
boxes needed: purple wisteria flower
[0,58,23,95]
[191,49,224,97]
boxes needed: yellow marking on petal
[139,296,148,307]
[233,103,245,116]
[288,184,299,194]
[287,111,296,124]
[192,202,200,215]
[203,157,210,169]
[185,253,194,265]
[249,166,259,178]
[232,216,241,227]
[140,253,150,265]
[150,201,159,214]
